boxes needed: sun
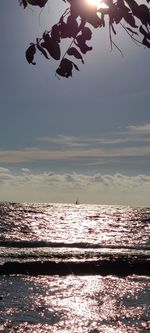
[85,0,108,9]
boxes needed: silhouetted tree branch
[19,0,150,78]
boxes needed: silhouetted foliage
[19,0,150,78]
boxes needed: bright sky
[0,0,150,206]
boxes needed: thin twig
[109,21,124,56]
[109,21,113,51]
[120,23,143,47]
[111,40,124,56]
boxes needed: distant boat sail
[75,197,79,205]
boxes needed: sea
[0,202,150,333]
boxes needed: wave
[0,240,150,250]
[0,257,149,277]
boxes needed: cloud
[0,123,150,166]
[0,169,150,206]
[0,144,150,164]
[0,167,10,173]
[37,124,150,149]
[21,168,30,173]
[37,135,88,148]
[128,124,150,135]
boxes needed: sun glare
[86,0,108,9]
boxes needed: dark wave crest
[0,240,150,250]
[0,257,149,277]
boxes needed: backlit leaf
[51,24,61,43]
[139,25,150,40]
[81,27,92,40]
[19,0,27,8]
[126,27,138,35]
[56,58,73,78]
[142,36,150,47]
[67,47,84,63]
[25,44,36,65]
[36,44,49,59]
[27,0,48,7]
[72,62,79,71]
[123,12,137,28]
[75,35,92,54]
[41,36,61,60]
[67,15,79,37]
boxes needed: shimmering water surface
[0,202,150,332]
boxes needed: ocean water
[0,202,150,332]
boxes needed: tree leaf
[81,27,92,40]
[51,24,61,43]
[87,13,102,28]
[142,36,150,48]
[137,4,150,25]
[56,58,73,78]
[43,32,50,43]
[123,12,137,28]
[59,21,70,39]
[41,37,61,60]
[25,44,36,65]
[67,47,84,63]
[36,44,49,59]
[125,1,150,26]
[72,62,80,71]
[126,27,138,35]
[27,0,48,7]
[67,15,79,37]
[19,0,28,8]
[139,25,150,40]
[75,35,92,54]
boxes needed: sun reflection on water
[1,204,149,249]
[0,275,149,333]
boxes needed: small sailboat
[75,197,79,205]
